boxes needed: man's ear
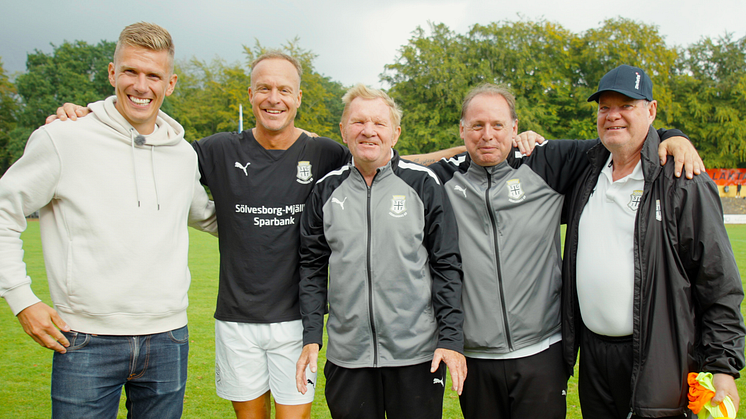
[108,62,116,88]
[391,126,401,147]
[648,100,658,123]
[165,74,178,96]
[340,122,347,145]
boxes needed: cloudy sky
[1,0,744,88]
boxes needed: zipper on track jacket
[484,168,513,351]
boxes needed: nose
[481,124,496,141]
[133,73,148,93]
[267,88,281,104]
[606,107,621,120]
[361,122,376,137]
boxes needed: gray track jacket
[430,141,594,353]
[299,151,464,368]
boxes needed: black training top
[193,130,349,323]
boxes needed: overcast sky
[1,0,744,88]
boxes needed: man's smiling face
[597,91,657,154]
[249,58,302,136]
[109,44,177,135]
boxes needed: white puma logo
[433,378,444,387]
[454,185,467,198]
[332,197,348,209]
[235,161,250,176]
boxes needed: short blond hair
[114,22,175,72]
[341,84,403,128]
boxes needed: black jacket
[561,126,745,417]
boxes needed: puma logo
[235,161,250,176]
[332,197,347,210]
[433,378,445,387]
[454,185,467,198]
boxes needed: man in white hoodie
[0,22,216,418]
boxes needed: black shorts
[324,360,446,419]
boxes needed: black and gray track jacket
[430,141,594,354]
[299,150,464,368]
[561,126,746,417]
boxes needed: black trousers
[458,342,567,419]
[579,328,688,419]
[324,360,446,419]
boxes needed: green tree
[169,57,251,142]
[382,23,476,154]
[671,34,746,168]
[0,58,19,174]
[571,18,679,135]
[383,18,688,153]
[14,40,115,129]
[468,20,580,139]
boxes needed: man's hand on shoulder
[45,103,90,125]
[658,136,705,179]
[513,130,545,156]
[298,128,319,138]
[17,302,70,353]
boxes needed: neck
[355,158,391,187]
[253,126,301,150]
[610,152,641,181]
[354,164,377,187]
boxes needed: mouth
[606,126,626,131]
[263,109,285,115]
[129,96,152,106]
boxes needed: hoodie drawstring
[150,146,161,210]
[130,128,160,210]
[130,129,142,207]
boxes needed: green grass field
[1,221,745,418]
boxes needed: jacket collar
[464,150,513,179]
[350,149,400,185]
[586,125,661,182]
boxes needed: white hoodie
[0,96,217,335]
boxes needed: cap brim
[587,88,649,102]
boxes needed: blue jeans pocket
[62,330,91,352]
[167,325,189,344]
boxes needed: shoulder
[316,164,352,186]
[429,152,468,181]
[305,136,345,149]
[196,131,242,147]
[397,159,442,186]
[304,136,349,158]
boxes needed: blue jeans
[51,325,189,419]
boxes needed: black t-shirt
[193,130,349,323]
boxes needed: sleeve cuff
[4,282,42,316]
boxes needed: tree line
[0,17,744,175]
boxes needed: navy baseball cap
[587,65,654,102]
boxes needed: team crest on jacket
[628,190,643,212]
[296,161,313,184]
[390,195,407,218]
[507,179,525,203]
